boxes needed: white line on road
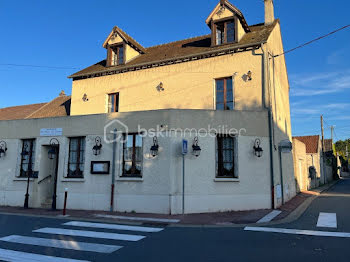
[0,235,122,253]
[95,214,180,223]
[33,228,145,241]
[257,210,282,223]
[0,247,90,262]
[317,212,337,228]
[244,226,350,238]
[64,221,163,233]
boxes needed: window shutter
[211,21,216,47]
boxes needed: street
[0,178,350,261]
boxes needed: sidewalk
[0,180,338,226]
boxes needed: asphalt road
[0,178,349,261]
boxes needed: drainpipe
[262,43,275,209]
[110,128,117,212]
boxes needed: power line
[274,24,350,58]
[0,63,79,70]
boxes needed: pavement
[0,178,348,261]
[0,180,337,226]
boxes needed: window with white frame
[20,139,36,178]
[216,135,237,178]
[67,137,85,178]
[122,134,143,177]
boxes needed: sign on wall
[40,128,63,137]
[182,139,188,155]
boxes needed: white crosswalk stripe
[0,235,122,253]
[0,247,90,262]
[0,220,163,260]
[33,227,146,241]
[63,221,164,233]
[317,212,337,228]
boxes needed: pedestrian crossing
[0,220,164,261]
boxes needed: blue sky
[0,0,349,141]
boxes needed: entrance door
[38,145,59,209]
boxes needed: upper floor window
[111,45,124,66]
[108,92,119,113]
[68,137,85,178]
[20,139,36,178]
[122,134,143,177]
[215,20,235,45]
[216,77,234,110]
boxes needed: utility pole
[321,115,326,185]
[330,126,334,142]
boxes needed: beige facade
[292,138,309,192]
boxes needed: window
[111,45,124,65]
[215,20,235,45]
[68,137,85,178]
[122,134,143,177]
[216,77,234,110]
[216,135,236,178]
[108,93,119,113]
[20,139,36,177]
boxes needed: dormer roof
[103,26,146,54]
[206,0,250,33]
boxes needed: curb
[0,180,340,229]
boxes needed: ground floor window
[216,135,237,178]
[20,139,36,177]
[68,137,85,178]
[122,134,143,177]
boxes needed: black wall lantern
[93,136,103,156]
[150,136,159,157]
[0,141,7,158]
[48,138,59,160]
[192,137,201,157]
[253,138,263,158]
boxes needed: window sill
[214,178,239,182]
[117,177,143,182]
[61,178,85,182]
[13,177,35,182]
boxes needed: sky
[0,0,349,141]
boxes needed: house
[0,0,296,214]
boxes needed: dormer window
[111,44,125,66]
[214,20,236,45]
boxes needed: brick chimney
[264,0,275,25]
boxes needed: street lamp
[0,141,7,158]
[92,136,103,156]
[192,137,201,157]
[48,138,59,210]
[150,136,159,157]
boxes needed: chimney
[264,0,275,25]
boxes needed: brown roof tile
[293,135,320,154]
[69,20,278,79]
[0,103,47,121]
[0,95,71,121]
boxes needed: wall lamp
[150,136,159,157]
[0,141,7,158]
[192,137,201,157]
[82,93,89,102]
[247,71,252,81]
[48,138,59,160]
[253,138,263,158]
[156,82,164,92]
[92,136,103,156]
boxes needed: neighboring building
[292,138,309,192]
[0,0,296,214]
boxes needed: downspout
[262,43,275,209]
[110,128,117,212]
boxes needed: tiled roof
[0,95,71,121]
[69,20,278,79]
[324,139,333,152]
[293,135,320,154]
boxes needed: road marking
[317,212,337,228]
[33,228,145,241]
[95,214,180,223]
[0,235,121,253]
[257,210,282,223]
[0,247,90,262]
[63,221,163,233]
[244,227,350,238]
